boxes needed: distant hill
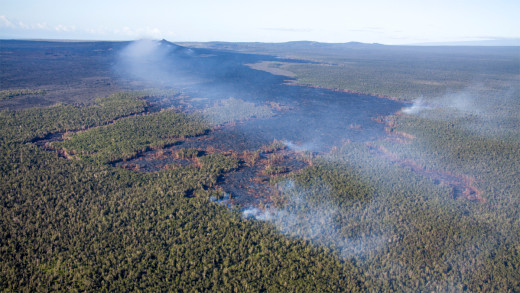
[411,38,520,46]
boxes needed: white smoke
[402,97,432,114]
[401,86,520,137]
[120,39,163,59]
[402,90,485,117]
[242,207,261,218]
[282,140,318,152]
[116,39,177,86]
[242,180,386,258]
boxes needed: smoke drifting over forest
[1,38,518,291]
[402,86,520,137]
[115,40,499,261]
[107,40,520,290]
[112,40,408,259]
[243,179,385,258]
[402,91,481,116]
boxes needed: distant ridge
[1,38,127,43]
[282,41,384,47]
[178,41,387,52]
[411,38,520,46]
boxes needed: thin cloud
[1,16,48,31]
[0,16,172,40]
[55,24,76,32]
[348,27,386,33]
[0,15,15,28]
[262,27,313,33]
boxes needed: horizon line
[1,38,519,47]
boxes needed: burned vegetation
[0,91,364,292]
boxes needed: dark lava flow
[12,40,482,206]
[118,42,405,149]
[114,42,406,206]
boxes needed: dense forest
[0,93,363,291]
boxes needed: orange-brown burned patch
[372,116,385,124]
[31,132,76,160]
[266,101,292,112]
[383,130,416,145]
[391,130,416,140]
[218,145,311,208]
[261,139,286,153]
[40,141,83,160]
[204,145,220,155]
[161,164,177,171]
[177,98,195,110]
[349,123,363,130]
[371,113,417,145]
[144,149,173,161]
[38,123,308,208]
[368,109,483,202]
[238,146,297,175]
[241,150,262,167]
[372,115,394,126]
[119,163,141,171]
[366,143,485,203]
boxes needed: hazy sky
[1,0,518,44]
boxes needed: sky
[1,0,519,44]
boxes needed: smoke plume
[402,86,520,137]
[242,179,386,258]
